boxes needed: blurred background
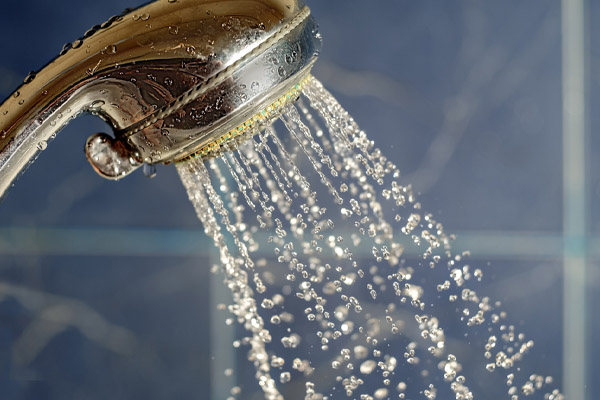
[0,0,596,399]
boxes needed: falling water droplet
[60,42,72,55]
[143,164,157,179]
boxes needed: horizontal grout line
[0,226,211,258]
[0,226,594,260]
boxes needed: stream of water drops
[177,77,563,400]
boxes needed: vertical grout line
[210,252,237,400]
[561,0,588,399]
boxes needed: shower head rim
[121,6,312,142]
[110,5,321,169]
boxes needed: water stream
[177,77,563,400]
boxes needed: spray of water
[177,77,563,400]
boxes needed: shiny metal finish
[0,0,320,198]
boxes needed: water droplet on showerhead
[91,100,106,109]
[23,71,36,84]
[104,44,117,54]
[100,19,113,30]
[60,42,72,55]
[36,140,47,151]
[143,164,157,179]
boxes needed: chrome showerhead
[0,0,320,198]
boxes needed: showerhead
[0,0,320,198]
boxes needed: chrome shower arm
[0,0,319,200]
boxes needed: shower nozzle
[0,0,320,198]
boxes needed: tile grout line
[561,0,589,398]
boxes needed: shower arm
[0,0,320,200]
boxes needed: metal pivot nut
[85,133,141,180]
